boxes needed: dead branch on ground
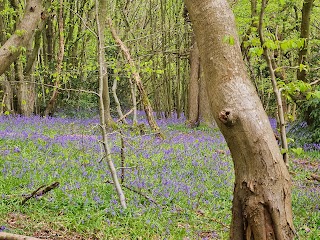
[21,182,60,205]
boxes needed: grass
[0,114,319,239]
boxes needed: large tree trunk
[185,1,295,239]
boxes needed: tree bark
[297,0,313,82]
[185,1,295,239]
[187,37,200,127]
[199,69,215,127]
[0,0,45,76]
[112,75,127,124]
[96,0,127,209]
[44,0,64,117]
[95,0,115,126]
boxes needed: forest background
[0,0,319,141]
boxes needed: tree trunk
[185,0,295,239]
[199,68,215,127]
[95,0,115,126]
[297,0,313,82]
[44,0,64,117]
[187,37,200,127]
[297,0,314,126]
[96,0,126,209]
[0,0,45,76]
[112,75,127,124]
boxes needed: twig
[0,80,99,96]
[116,108,133,123]
[120,131,125,184]
[210,217,230,229]
[310,79,319,86]
[21,182,60,205]
[0,232,42,240]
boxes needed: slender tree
[185,0,295,239]
[108,18,163,138]
[96,0,126,209]
[258,0,289,164]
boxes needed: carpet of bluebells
[0,112,319,239]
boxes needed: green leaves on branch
[223,35,235,46]
[291,147,304,156]
[245,37,306,57]
[8,46,26,54]
[278,80,320,102]
[15,29,26,37]
[280,39,305,52]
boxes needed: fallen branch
[21,182,60,205]
[309,174,320,182]
[0,232,42,240]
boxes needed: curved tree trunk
[0,0,45,76]
[185,1,295,239]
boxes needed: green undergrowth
[0,118,319,239]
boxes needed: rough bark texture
[185,1,295,239]
[0,0,45,76]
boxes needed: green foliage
[291,147,304,156]
[278,80,312,102]
[280,38,305,52]
[223,35,235,45]
[14,29,26,37]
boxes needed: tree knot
[218,108,238,127]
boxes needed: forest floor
[0,114,319,239]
